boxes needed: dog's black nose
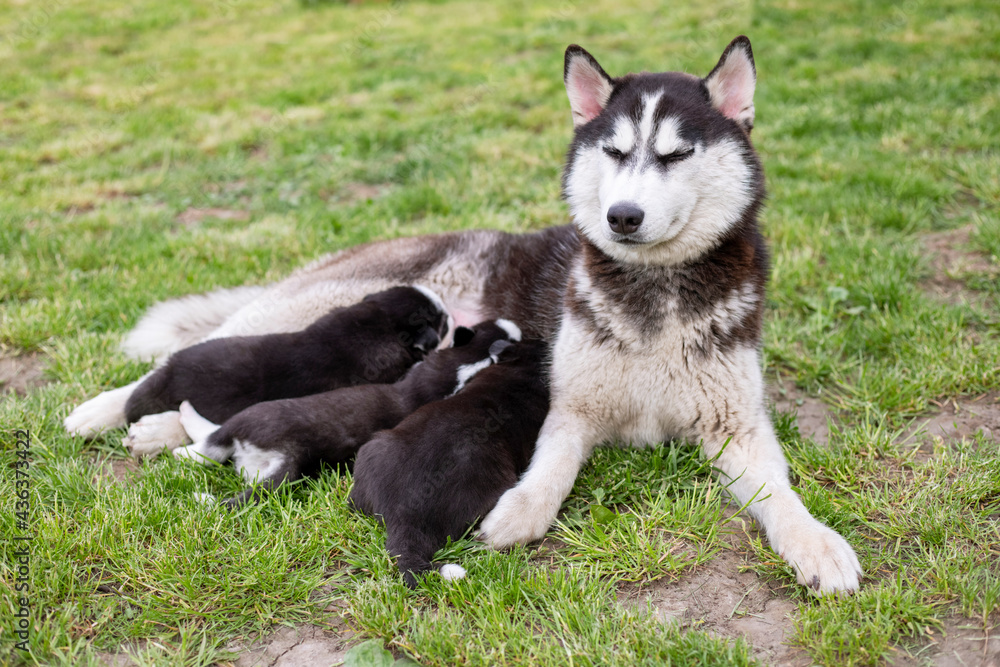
[607,203,644,235]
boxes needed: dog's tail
[121,285,267,363]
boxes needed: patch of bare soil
[891,617,1000,667]
[324,181,389,204]
[226,622,356,667]
[901,392,1000,453]
[921,225,997,303]
[92,457,140,486]
[768,376,834,447]
[0,351,48,395]
[619,536,807,666]
[176,207,251,227]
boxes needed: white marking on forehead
[654,117,689,156]
[637,92,663,148]
[610,117,636,153]
[495,319,522,341]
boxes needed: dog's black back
[349,338,549,587]
[125,286,447,424]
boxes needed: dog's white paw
[439,564,467,582]
[124,411,190,458]
[777,521,862,596]
[478,486,555,548]
[64,384,134,437]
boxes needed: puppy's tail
[121,285,267,363]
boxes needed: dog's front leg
[478,409,600,548]
[704,411,862,595]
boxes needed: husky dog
[350,338,550,588]
[65,37,861,594]
[173,320,522,508]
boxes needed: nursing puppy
[174,320,523,508]
[123,285,451,428]
[350,339,550,588]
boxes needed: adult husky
[66,37,861,594]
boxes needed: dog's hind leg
[386,526,441,589]
[173,405,232,465]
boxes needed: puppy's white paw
[64,384,134,437]
[192,492,217,505]
[124,411,190,459]
[777,521,863,596]
[478,486,555,549]
[177,401,220,442]
[439,564,467,582]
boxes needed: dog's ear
[564,45,614,128]
[412,325,441,353]
[488,339,514,362]
[452,326,475,347]
[704,36,756,132]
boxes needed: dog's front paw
[777,521,862,596]
[64,385,132,437]
[478,486,556,549]
[124,411,189,458]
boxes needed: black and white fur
[65,38,861,595]
[113,286,450,455]
[173,320,523,508]
[350,338,549,588]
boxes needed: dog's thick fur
[173,320,523,508]
[350,339,550,588]
[65,37,861,594]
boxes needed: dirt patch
[619,536,807,666]
[0,351,48,395]
[768,376,834,447]
[921,225,997,303]
[324,182,389,205]
[901,392,1000,453]
[92,457,141,486]
[226,622,356,667]
[176,207,251,227]
[891,616,1000,666]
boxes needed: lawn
[2,0,999,665]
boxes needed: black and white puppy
[349,338,550,588]
[175,320,524,508]
[123,285,451,425]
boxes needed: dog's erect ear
[412,325,441,353]
[704,36,756,132]
[564,45,614,128]
[452,326,475,347]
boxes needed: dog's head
[365,285,454,354]
[562,37,765,267]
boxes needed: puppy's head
[364,285,453,355]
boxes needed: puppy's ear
[452,326,475,347]
[488,339,514,362]
[704,36,756,132]
[412,325,441,353]
[565,45,614,127]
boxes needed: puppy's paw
[439,564,467,582]
[778,521,862,596]
[124,411,189,459]
[478,486,555,549]
[64,385,133,437]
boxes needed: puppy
[124,285,451,425]
[349,338,550,588]
[175,320,524,508]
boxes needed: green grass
[2,0,999,665]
